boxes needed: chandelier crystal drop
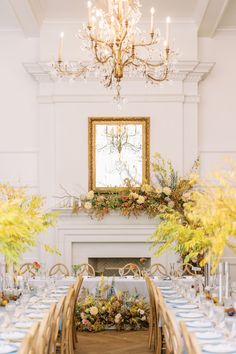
[51,0,176,103]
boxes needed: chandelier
[52,0,176,103]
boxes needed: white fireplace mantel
[49,209,178,271]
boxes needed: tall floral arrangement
[0,183,56,264]
[151,162,236,272]
[60,153,199,220]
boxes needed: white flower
[164,197,171,202]
[137,196,145,204]
[87,190,94,200]
[80,312,85,319]
[158,204,167,213]
[138,309,145,315]
[155,187,162,195]
[84,202,92,210]
[182,193,191,202]
[90,306,98,316]
[141,315,146,321]
[168,201,175,208]
[115,313,122,323]
[163,187,172,196]
[129,192,139,200]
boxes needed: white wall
[1,23,236,266]
[199,31,236,177]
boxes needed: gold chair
[179,321,202,354]
[122,263,141,276]
[72,275,84,349]
[144,275,157,350]
[149,263,169,277]
[18,322,40,354]
[18,263,37,277]
[49,296,66,354]
[153,284,183,354]
[36,303,56,354]
[61,286,75,354]
[49,263,70,277]
[76,263,95,276]
[175,263,202,277]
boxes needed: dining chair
[18,263,37,277]
[157,289,183,354]
[144,275,157,349]
[151,282,165,354]
[76,263,95,276]
[72,274,84,349]
[149,263,169,277]
[18,321,40,354]
[122,263,141,276]
[60,286,76,354]
[175,263,202,277]
[36,303,56,354]
[179,321,202,354]
[49,296,66,354]
[49,263,70,277]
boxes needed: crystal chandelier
[52,0,176,103]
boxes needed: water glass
[118,268,124,278]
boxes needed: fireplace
[88,257,151,276]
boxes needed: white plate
[158,286,172,290]
[29,304,50,310]
[42,299,56,304]
[163,294,182,299]
[186,320,212,328]
[176,312,204,319]
[167,298,188,304]
[27,313,44,320]
[174,304,198,310]
[14,321,33,330]
[161,290,176,294]
[0,332,25,342]
[196,332,223,340]
[202,344,236,353]
[0,343,18,353]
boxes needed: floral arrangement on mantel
[0,183,58,264]
[60,153,199,220]
[76,278,149,332]
[151,160,236,272]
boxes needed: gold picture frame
[88,117,150,192]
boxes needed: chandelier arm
[133,38,158,48]
[145,69,169,82]
[134,55,168,69]
[55,64,89,77]
[94,44,113,64]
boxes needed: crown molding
[23,60,215,85]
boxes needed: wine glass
[225,318,236,338]
[118,268,124,278]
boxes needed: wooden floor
[75,330,149,354]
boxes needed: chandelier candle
[58,32,64,62]
[51,0,176,104]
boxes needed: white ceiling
[0,0,236,36]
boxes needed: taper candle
[225,261,229,299]
[87,1,92,26]
[166,16,171,46]
[58,32,64,62]
[219,262,223,304]
[150,7,155,34]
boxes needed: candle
[225,261,229,299]
[87,1,92,26]
[107,0,112,15]
[58,32,64,62]
[166,16,171,47]
[219,262,223,304]
[118,0,123,19]
[150,7,155,34]
[124,0,129,19]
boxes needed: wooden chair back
[49,263,69,277]
[122,263,141,276]
[149,263,169,276]
[72,275,84,349]
[36,303,56,354]
[61,286,75,354]
[144,275,157,349]
[18,322,40,354]
[49,296,65,354]
[76,263,95,276]
[179,321,202,354]
[175,263,201,276]
[18,263,37,277]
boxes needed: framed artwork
[88,117,150,192]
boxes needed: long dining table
[1,276,235,353]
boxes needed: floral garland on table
[75,278,149,332]
[60,153,199,220]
